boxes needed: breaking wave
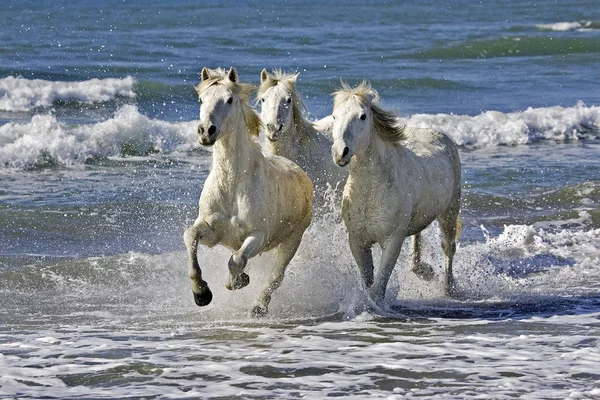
[0,76,136,112]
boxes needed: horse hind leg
[251,230,304,317]
[410,233,435,281]
[438,211,461,297]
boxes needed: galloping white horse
[184,67,313,316]
[258,69,346,208]
[330,81,462,302]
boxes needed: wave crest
[0,105,199,168]
[0,76,136,112]
[406,102,600,147]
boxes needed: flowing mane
[333,81,406,143]
[257,69,306,129]
[195,68,262,138]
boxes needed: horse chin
[266,133,279,142]
[335,157,351,167]
[199,136,217,147]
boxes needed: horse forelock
[333,81,405,143]
[195,68,261,138]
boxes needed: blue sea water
[1,1,599,398]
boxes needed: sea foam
[0,76,136,112]
[0,105,199,168]
[1,102,599,169]
[406,102,600,147]
[536,21,600,32]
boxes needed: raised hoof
[412,262,435,282]
[193,286,213,307]
[225,272,250,291]
[251,305,268,318]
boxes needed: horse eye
[261,98,265,103]
[286,98,292,104]
[198,98,202,104]
[360,113,367,121]
[227,97,233,104]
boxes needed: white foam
[0,105,200,168]
[536,21,597,31]
[405,102,600,147]
[0,76,136,112]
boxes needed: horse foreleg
[251,232,303,317]
[370,233,405,304]
[183,219,218,307]
[226,231,265,291]
[348,236,374,287]
[411,233,435,281]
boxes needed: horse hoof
[412,262,435,281]
[251,305,268,318]
[193,286,213,307]
[226,272,250,291]
[233,272,250,290]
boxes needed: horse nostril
[208,125,217,135]
[199,126,205,134]
[277,124,283,132]
[342,147,349,158]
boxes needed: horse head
[258,69,302,142]
[195,67,244,146]
[331,81,376,166]
[331,81,405,166]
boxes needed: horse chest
[343,183,394,243]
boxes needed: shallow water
[1,1,600,398]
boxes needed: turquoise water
[1,1,599,398]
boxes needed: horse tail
[455,214,463,241]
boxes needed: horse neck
[349,132,399,181]
[212,124,260,182]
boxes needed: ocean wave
[1,103,598,169]
[406,102,600,147]
[536,21,600,32]
[0,105,199,168]
[0,76,136,112]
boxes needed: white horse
[183,67,313,317]
[258,69,347,209]
[330,81,462,302]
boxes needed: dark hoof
[193,286,213,306]
[251,305,268,318]
[412,262,435,281]
[226,272,250,291]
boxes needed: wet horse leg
[348,236,374,288]
[370,232,406,304]
[226,231,265,291]
[411,232,435,281]
[184,219,218,306]
[251,230,304,317]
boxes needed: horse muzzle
[198,124,218,146]
[332,144,352,167]
[266,123,283,142]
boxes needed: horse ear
[228,67,238,83]
[291,72,300,84]
[260,68,269,83]
[201,67,211,81]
